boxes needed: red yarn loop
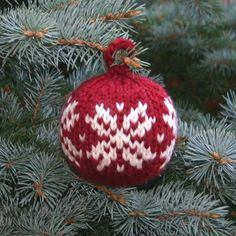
[104,38,135,68]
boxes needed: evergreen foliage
[0,0,236,235]
[135,0,236,113]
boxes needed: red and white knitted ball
[60,38,177,187]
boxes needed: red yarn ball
[60,38,177,187]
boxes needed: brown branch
[211,152,236,165]
[23,29,48,39]
[3,85,11,93]
[230,211,236,217]
[176,136,189,145]
[96,185,127,205]
[57,38,106,52]
[22,29,106,53]
[156,209,221,221]
[123,57,142,69]
[65,217,77,224]
[48,0,80,13]
[96,10,142,22]
[129,211,146,217]
[33,182,45,197]
[156,32,185,41]
[95,186,222,222]
[133,22,151,33]
[32,78,47,124]
[55,39,142,68]
[207,59,231,66]
[188,209,221,219]
[5,161,15,170]
[23,28,141,68]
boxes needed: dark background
[1,0,28,9]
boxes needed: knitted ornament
[60,38,177,187]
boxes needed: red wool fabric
[60,38,177,187]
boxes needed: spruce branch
[211,152,236,164]
[156,209,221,221]
[203,180,236,205]
[66,182,236,235]
[177,110,231,142]
[0,177,12,200]
[46,0,80,13]
[31,77,47,124]
[194,114,231,131]
[0,90,24,127]
[201,49,236,77]
[23,28,49,39]
[0,90,36,142]
[38,0,144,26]
[0,0,144,69]
[111,182,235,236]
[52,189,93,230]
[221,90,236,130]
[0,208,12,236]
[176,136,189,145]
[153,182,235,236]
[177,119,202,141]
[181,0,223,24]
[112,190,161,236]
[151,23,186,46]
[0,7,59,66]
[0,0,142,68]
[23,69,64,124]
[57,38,106,52]
[12,205,80,235]
[2,1,236,235]
[1,186,92,235]
[67,64,105,89]
[17,152,73,208]
[183,128,236,188]
[93,10,142,22]
[54,4,142,22]
[70,182,135,222]
[96,185,127,206]
[139,0,236,110]
[35,121,60,147]
[0,138,33,184]
[176,101,204,123]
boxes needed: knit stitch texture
[60,38,177,186]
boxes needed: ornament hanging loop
[104,38,142,69]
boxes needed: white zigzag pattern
[162,97,177,137]
[61,99,177,173]
[85,102,157,171]
[61,137,82,168]
[159,97,177,168]
[61,100,80,132]
[160,139,175,169]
